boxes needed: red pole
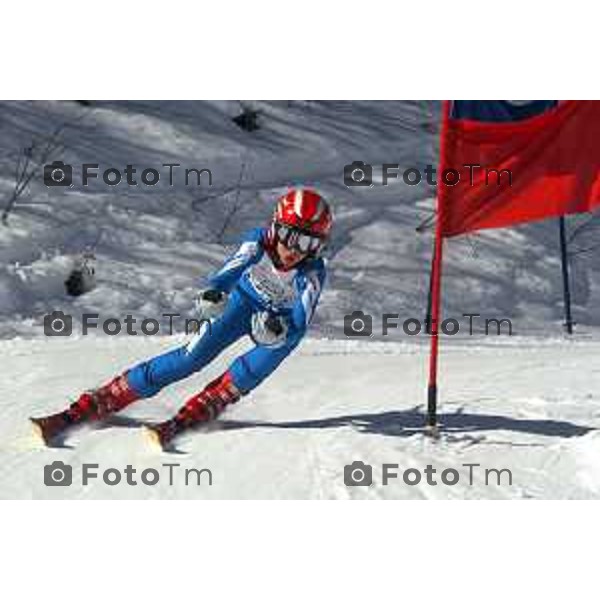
[426,100,452,432]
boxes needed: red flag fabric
[440,100,600,237]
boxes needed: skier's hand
[195,288,228,322]
[251,311,288,347]
[264,313,285,336]
[202,289,224,304]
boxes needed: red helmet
[270,189,332,256]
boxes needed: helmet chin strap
[269,246,286,270]
[266,225,282,267]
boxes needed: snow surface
[3,335,600,499]
[1,100,599,499]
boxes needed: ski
[30,414,72,447]
[143,424,167,451]
[142,421,183,453]
[30,411,186,452]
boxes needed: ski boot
[144,371,241,450]
[30,373,140,445]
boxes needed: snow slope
[2,100,600,341]
[2,334,600,499]
[0,100,439,339]
[1,100,599,499]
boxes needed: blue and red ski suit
[126,227,327,397]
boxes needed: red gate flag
[440,100,600,237]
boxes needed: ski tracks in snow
[2,336,600,498]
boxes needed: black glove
[264,314,285,336]
[194,289,228,324]
[202,289,224,303]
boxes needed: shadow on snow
[216,406,595,440]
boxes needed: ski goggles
[274,223,324,254]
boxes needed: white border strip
[0,1,595,98]
[1,501,597,600]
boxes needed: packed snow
[0,100,599,499]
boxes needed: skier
[31,189,333,449]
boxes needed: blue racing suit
[127,228,327,397]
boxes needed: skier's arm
[289,265,327,337]
[206,230,264,293]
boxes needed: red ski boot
[30,373,140,445]
[144,371,241,450]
